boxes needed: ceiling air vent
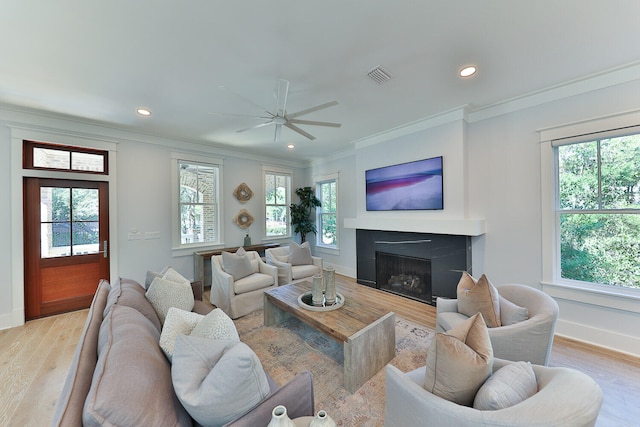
[367,66,392,84]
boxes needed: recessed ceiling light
[287,144,295,149]
[459,65,477,78]
[136,108,152,116]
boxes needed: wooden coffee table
[264,281,396,393]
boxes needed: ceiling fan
[215,79,341,142]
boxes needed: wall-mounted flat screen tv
[366,156,443,211]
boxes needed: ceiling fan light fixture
[459,65,477,78]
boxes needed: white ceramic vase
[324,266,336,305]
[309,410,336,427]
[312,273,324,306]
[267,405,295,427]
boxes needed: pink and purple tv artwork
[366,156,443,211]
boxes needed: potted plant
[290,187,321,243]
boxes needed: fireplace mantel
[344,216,485,236]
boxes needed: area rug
[233,311,433,426]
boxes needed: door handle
[103,240,108,258]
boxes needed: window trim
[315,172,339,250]
[539,110,640,309]
[262,165,292,241]
[171,152,224,255]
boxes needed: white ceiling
[2,1,640,162]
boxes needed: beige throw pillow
[159,307,204,361]
[191,308,240,342]
[457,272,501,328]
[474,361,538,410]
[424,312,494,406]
[289,241,313,266]
[221,248,254,280]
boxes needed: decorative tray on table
[297,291,345,312]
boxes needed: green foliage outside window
[558,133,640,288]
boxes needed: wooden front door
[24,178,110,319]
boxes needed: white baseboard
[0,308,25,331]
[555,318,640,358]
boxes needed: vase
[312,273,324,306]
[324,266,336,305]
[266,405,295,427]
[309,410,336,427]
[243,233,251,247]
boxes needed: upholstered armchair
[436,284,559,366]
[384,358,603,427]
[265,244,323,285]
[210,250,277,319]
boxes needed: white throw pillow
[424,312,493,406]
[221,249,254,281]
[474,361,538,410]
[191,308,240,342]
[500,297,529,326]
[171,336,271,426]
[145,277,195,325]
[159,307,204,361]
[162,267,191,285]
[289,241,313,266]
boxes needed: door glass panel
[72,188,99,220]
[40,187,70,222]
[72,221,100,255]
[41,223,71,258]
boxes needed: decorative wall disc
[233,183,253,203]
[234,209,254,229]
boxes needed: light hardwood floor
[1,275,639,426]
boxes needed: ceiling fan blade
[219,84,270,114]
[276,79,289,117]
[284,122,316,140]
[209,111,272,120]
[236,120,274,133]
[287,118,342,128]
[274,123,282,142]
[287,100,338,119]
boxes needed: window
[173,154,223,249]
[316,177,338,248]
[555,132,640,289]
[24,140,108,174]
[264,168,291,238]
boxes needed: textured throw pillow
[145,266,170,289]
[424,312,494,406]
[289,241,313,266]
[500,297,530,326]
[221,249,254,281]
[172,336,271,426]
[145,277,195,325]
[474,361,538,410]
[457,272,502,328]
[191,308,240,342]
[159,307,204,361]
[163,267,191,285]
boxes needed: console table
[193,243,280,288]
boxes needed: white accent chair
[384,358,603,427]
[265,246,323,285]
[210,251,277,319]
[436,284,559,366]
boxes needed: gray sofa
[384,358,603,427]
[52,277,314,427]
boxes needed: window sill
[541,281,640,315]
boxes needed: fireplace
[376,251,432,304]
[356,229,471,305]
